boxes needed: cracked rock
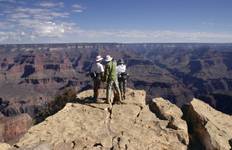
[6,89,188,150]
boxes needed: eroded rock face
[184,98,232,150]
[0,114,32,143]
[14,89,188,150]
[150,97,189,145]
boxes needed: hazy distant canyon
[0,43,232,119]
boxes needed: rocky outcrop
[184,98,232,150]
[0,114,32,143]
[2,89,232,149]
[12,89,188,150]
[0,143,11,150]
[150,97,189,145]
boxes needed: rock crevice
[183,98,232,150]
[1,90,232,150]
[5,89,188,150]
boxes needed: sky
[0,0,232,44]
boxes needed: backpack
[118,72,129,80]
[90,72,97,79]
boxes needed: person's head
[105,55,113,63]
[118,59,124,65]
[95,55,103,62]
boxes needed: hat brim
[96,58,103,61]
[105,58,112,62]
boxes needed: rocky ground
[1,88,232,150]
[0,89,189,150]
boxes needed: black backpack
[90,72,97,79]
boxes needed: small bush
[35,88,76,124]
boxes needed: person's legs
[113,80,122,103]
[118,78,123,99]
[106,81,113,107]
[122,79,126,99]
[93,79,99,100]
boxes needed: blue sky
[0,0,232,43]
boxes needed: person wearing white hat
[90,55,104,101]
[104,55,122,107]
[116,59,128,100]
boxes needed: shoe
[115,101,125,105]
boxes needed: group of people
[90,55,128,107]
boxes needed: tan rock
[16,89,188,150]
[150,97,189,145]
[0,143,11,150]
[185,98,232,150]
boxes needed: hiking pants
[93,78,101,100]
[106,80,122,106]
[118,78,126,99]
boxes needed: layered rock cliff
[1,43,232,120]
[0,114,32,143]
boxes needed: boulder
[184,98,232,150]
[0,143,11,150]
[150,97,189,145]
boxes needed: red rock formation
[0,114,32,142]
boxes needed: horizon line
[1,42,232,46]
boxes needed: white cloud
[72,4,85,13]
[0,1,231,44]
[69,30,232,43]
[39,2,64,8]
[0,0,79,43]
[0,0,16,3]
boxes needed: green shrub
[35,88,76,124]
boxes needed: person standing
[104,55,122,107]
[116,59,127,100]
[91,55,104,102]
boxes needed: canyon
[0,43,232,120]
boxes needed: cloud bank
[0,0,231,44]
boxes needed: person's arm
[91,63,95,72]
[100,64,105,81]
[116,66,119,74]
[103,64,109,82]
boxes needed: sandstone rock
[0,114,32,143]
[150,97,189,145]
[184,98,232,150]
[0,143,11,150]
[16,89,188,150]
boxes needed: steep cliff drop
[183,98,232,150]
[1,89,188,150]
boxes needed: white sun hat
[96,55,103,62]
[105,55,113,62]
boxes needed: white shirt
[116,64,126,74]
[91,62,104,73]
